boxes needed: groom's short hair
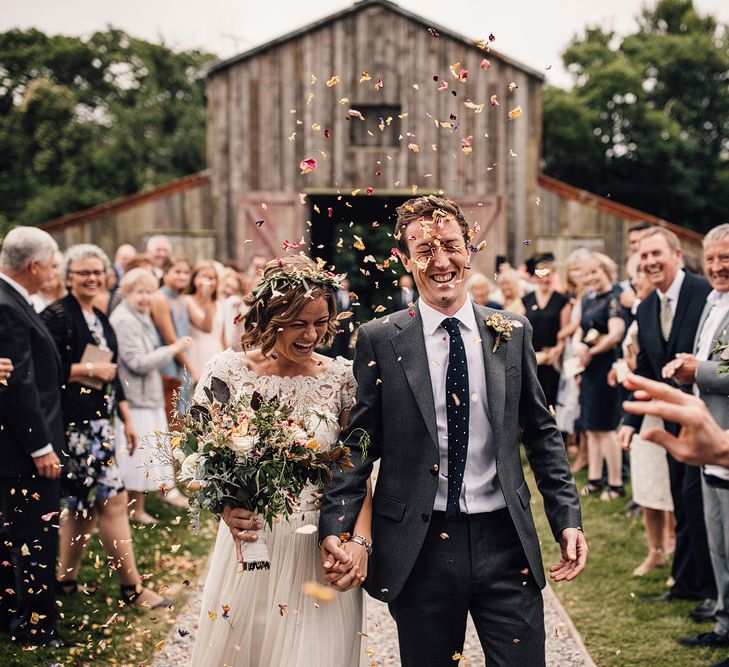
[394,195,469,258]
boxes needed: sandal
[129,510,157,525]
[120,584,173,610]
[55,580,78,595]
[600,486,626,501]
[580,481,604,496]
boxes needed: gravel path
[153,562,594,667]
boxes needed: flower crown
[251,261,346,300]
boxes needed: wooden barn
[206,0,544,284]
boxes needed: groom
[319,196,587,666]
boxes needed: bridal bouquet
[168,377,357,570]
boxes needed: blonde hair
[120,267,158,296]
[497,269,523,297]
[588,252,617,283]
[241,255,338,357]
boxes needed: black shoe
[642,589,700,602]
[679,631,729,648]
[690,598,717,623]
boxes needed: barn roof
[206,0,545,81]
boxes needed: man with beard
[618,227,715,619]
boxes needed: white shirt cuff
[30,444,54,458]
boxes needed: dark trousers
[389,508,545,667]
[0,476,60,644]
[667,456,716,599]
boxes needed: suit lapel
[667,276,693,354]
[389,307,439,453]
[475,306,505,444]
[694,301,714,354]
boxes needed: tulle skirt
[114,407,175,492]
[191,509,366,667]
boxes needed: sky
[3,0,729,88]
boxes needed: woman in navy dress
[576,252,626,500]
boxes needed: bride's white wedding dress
[190,349,366,667]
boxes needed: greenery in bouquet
[166,377,362,534]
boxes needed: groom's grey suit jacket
[320,303,582,603]
[693,300,729,430]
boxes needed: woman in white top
[184,262,226,372]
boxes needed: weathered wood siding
[41,173,216,262]
[207,2,542,263]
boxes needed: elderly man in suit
[0,227,67,648]
[618,227,716,618]
[661,224,729,654]
[319,195,587,667]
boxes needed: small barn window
[349,104,401,147]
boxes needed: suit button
[430,464,439,476]
[421,513,429,522]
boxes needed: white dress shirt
[0,271,55,458]
[419,297,506,513]
[694,290,729,481]
[656,269,685,321]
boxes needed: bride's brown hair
[241,255,339,357]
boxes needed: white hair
[63,244,110,279]
[119,266,157,295]
[0,226,58,272]
[146,235,172,252]
[704,224,729,248]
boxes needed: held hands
[34,450,61,479]
[221,506,263,563]
[320,535,365,592]
[661,353,699,385]
[550,528,588,582]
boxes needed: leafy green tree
[542,0,729,233]
[0,28,216,226]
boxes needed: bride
[190,255,371,667]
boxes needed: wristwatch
[348,534,373,556]
[85,362,94,378]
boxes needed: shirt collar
[707,289,729,306]
[657,268,685,302]
[0,271,32,305]
[419,296,476,336]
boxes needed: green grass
[527,464,725,667]
[0,495,216,666]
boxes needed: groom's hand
[549,528,588,582]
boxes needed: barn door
[457,195,506,277]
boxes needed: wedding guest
[496,269,525,316]
[110,268,193,522]
[576,252,626,500]
[246,254,267,282]
[41,244,170,611]
[393,273,417,311]
[146,235,173,281]
[91,265,117,314]
[628,222,652,254]
[0,227,67,648]
[555,249,590,469]
[30,249,65,313]
[467,272,501,309]
[219,267,243,299]
[113,243,137,280]
[219,268,248,352]
[523,253,570,410]
[330,277,354,359]
[618,269,674,575]
[661,224,729,645]
[184,262,224,373]
[150,258,208,416]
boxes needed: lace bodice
[194,349,356,448]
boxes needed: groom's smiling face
[401,215,471,315]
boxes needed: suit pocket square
[373,493,407,522]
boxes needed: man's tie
[441,317,470,518]
[659,294,672,342]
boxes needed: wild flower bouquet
[169,377,357,570]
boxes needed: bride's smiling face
[272,297,331,363]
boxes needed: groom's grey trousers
[388,508,544,667]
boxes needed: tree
[542,0,729,234]
[0,28,216,228]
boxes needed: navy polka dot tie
[441,317,470,518]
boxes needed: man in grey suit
[662,224,729,655]
[319,196,587,666]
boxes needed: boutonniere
[711,338,729,375]
[484,313,514,353]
